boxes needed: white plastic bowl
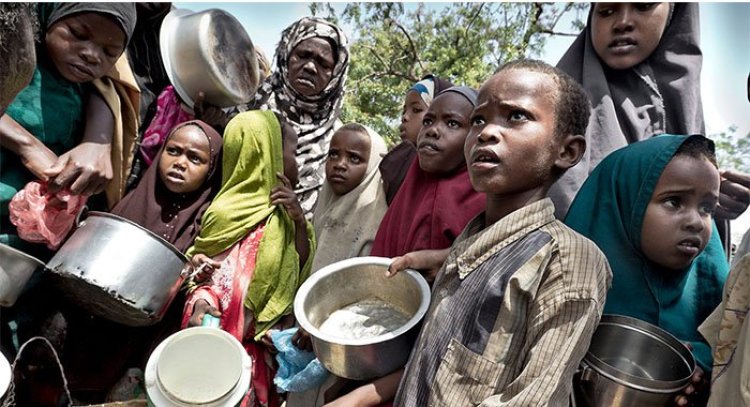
[145,326,252,407]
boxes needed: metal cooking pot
[47,212,190,327]
[0,243,44,307]
[160,8,259,108]
[294,256,431,380]
[573,315,696,406]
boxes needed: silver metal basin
[160,8,259,108]
[0,243,44,307]
[574,315,696,406]
[47,212,189,327]
[294,257,430,380]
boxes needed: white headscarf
[312,125,388,272]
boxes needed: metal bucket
[294,256,431,380]
[47,212,189,327]
[574,315,696,406]
[160,8,259,108]
[0,243,44,307]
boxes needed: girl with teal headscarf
[565,134,729,373]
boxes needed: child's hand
[386,248,450,284]
[292,327,313,352]
[194,92,230,131]
[190,254,221,282]
[715,169,750,220]
[674,366,706,406]
[260,314,296,350]
[188,299,221,327]
[271,173,304,223]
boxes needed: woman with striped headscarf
[240,17,350,218]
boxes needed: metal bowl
[47,212,189,327]
[160,8,259,108]
[0,243,44,307]
[294,256,430,380]
[574,315,696,406]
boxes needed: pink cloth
[182,223,280,407]
[139,85,194,166]
[9,181,86,249]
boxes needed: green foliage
[712,126,750,173]
[310,2,586,145]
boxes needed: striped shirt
[394,198,612,406]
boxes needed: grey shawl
[552,3,703,218]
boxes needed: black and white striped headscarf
[242,16,350,217]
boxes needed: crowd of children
[0,2,749,407]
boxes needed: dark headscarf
[551,3,702,218]
[379,74,455,205]
[438,86,479,106]
[111,120,223,252]
[46,2,137,46]
[242,17,350,217]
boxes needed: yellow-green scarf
[188,110,315,339]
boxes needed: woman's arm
[45,91,114,196]
[0,114,58,180]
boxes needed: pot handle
[180,262,212,280]
[578,360,597,385]
[75,205,89,228]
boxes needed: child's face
[399,90,428,144]
[417,92,474,175]
[45,13,126,83]
[591,2,670,70]
[640,155,720,271]
[158,126,212,194]
[281,123,300,187]
[465,70,560,197]
[326,129,371,196]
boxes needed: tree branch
[536,29,579,37]
[390,18,424,71]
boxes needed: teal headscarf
[565,134,729,371]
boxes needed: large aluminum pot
[294,256,430,380]
[573,315,696,406]
[160,8,259,108]
[0,243,44,307]
[47,212,189,327]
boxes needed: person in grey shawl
[553,3,749,256]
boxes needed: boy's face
[326,129,371,196]
[640,155,719,271]
[46,13,126,83]
[591,2,670,70]
[399,90,428,144]
[417,92,474,175]
[158,126,211,194]
[465,70,560,197]
[281,123,300,187]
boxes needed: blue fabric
[271,328,330,393]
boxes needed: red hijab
[111,120,223,252]
[370,159,484,257]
